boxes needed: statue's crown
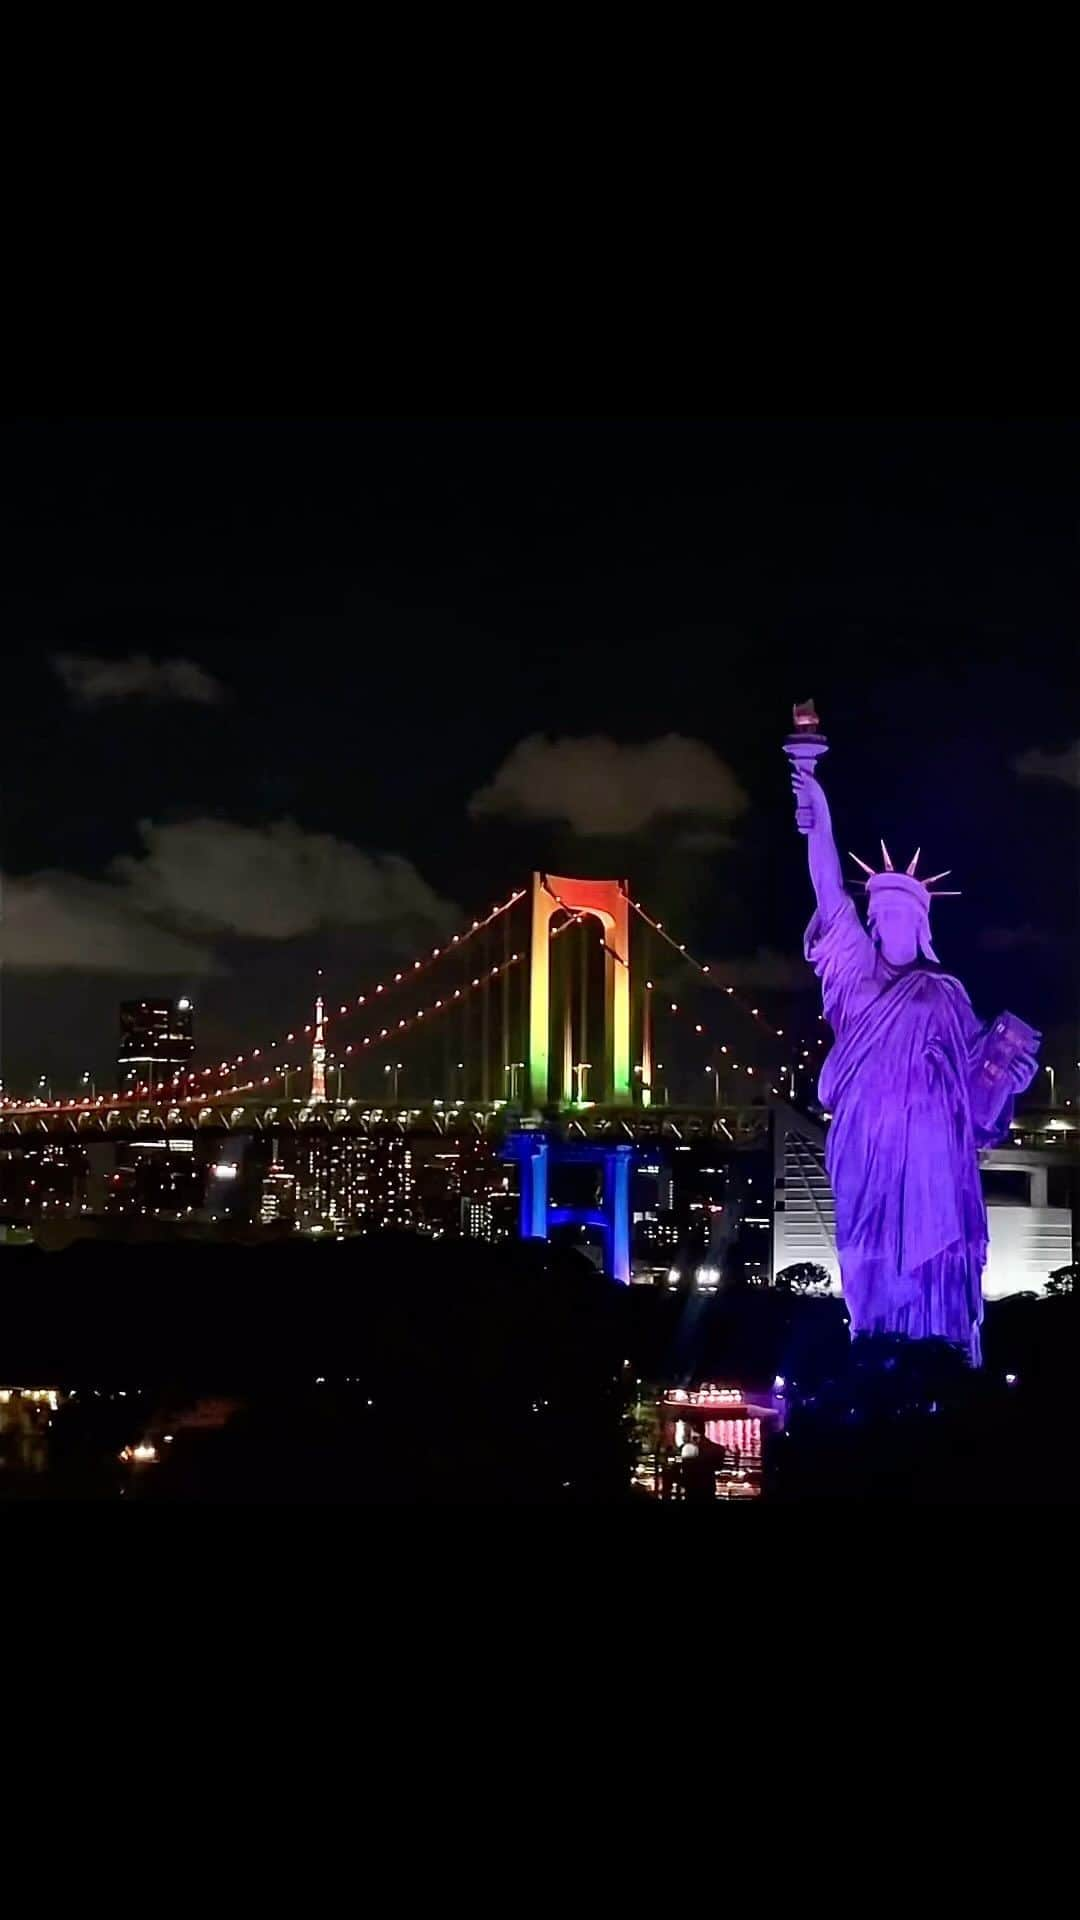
[848,844,961,903]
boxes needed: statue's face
[868,896,922,966]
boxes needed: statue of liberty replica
[786,703,1041,1366]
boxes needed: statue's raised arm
[792,761,847,920]
[783,702,845,921]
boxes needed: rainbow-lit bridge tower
[512,873,636,1281]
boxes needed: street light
[384,1062,403,1103]
[81,1071,96,1100]
[504,1061,524,1102]
[1046,1065,1056,1107]
[706,1065,720,1107]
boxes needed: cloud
[3,820,456,977]
[110,818,457,941]
[1,872,220,975]
[1012,738,1080,790]
[469,734,748,837]
[52,652,226,707]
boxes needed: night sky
[2,418,1077,1098]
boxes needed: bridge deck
[0,1097,775,1143]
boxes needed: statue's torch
[784,699,829,831]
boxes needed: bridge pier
[505,1133,634,1283]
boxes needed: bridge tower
[528,872,631,1110]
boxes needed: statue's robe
[806,894,1016,1365]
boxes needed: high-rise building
[410,1141,463,1237]
[461,1195,493,1239]
[296,1131,369,1228]
[118,996,195,1094]
[367,1130,414,1229]
[328,1135,368,1224]
[296,1135,330,1224]
[260,1159,297,1225]
[456,1139,517,1241]
[118,1135,200,1216]
[459,1187,517,1242]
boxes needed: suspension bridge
[0,872,821,1142]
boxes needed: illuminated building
[408,1134,515,1240]
[297,1136,328,1223]
[200,1146,249,1222]
[117,1136,201,1216]
[367,1130,414,1228]
[460,1183,517,1243]
[981,1131,1075,1294]
[634,1386,783,1502]
[633,1161,674,1217]
[462,1196,493,1239]
[297,1132,369,1227]
[489,1189,518,1241]
[260,1159,296,1225]
[118,996,195,1094]
[327,1136,368,1224]
[0,1140,85,1218]
[628,1147,776,1285]
[631,1158,680,1276]
[411,1141,464,1237]
[742,1213,771,1283]
[633,1214,680,1269]
[772,1109,838,1284]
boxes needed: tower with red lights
[309,991,327,1104]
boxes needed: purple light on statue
[788,702,1042,1368]
[783,699,829,832]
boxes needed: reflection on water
[633,1383,782,1501]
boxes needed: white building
[771,1103,1076,1299]
[771,1106,842,1290]
[980,1135,1074,1297]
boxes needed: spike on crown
[847,847,961,902]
